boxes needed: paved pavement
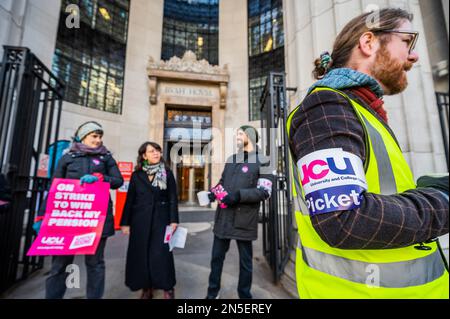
[3,209,293,299]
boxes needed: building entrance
[164,107,212,205]
[177,163,206,204]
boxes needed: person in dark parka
[120,141,179,299]
[206,126,273,299]
[33,121,124,299]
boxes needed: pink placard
[27,178,110,256]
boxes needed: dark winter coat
[120,169,179,291]
[213,149,271,241]
[38,151,124,237]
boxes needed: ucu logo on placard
[42,237,64,245]
[301,157,355,185]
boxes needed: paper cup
[197,191,210,206]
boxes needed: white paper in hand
[168,226,188,252]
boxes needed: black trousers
[207,235,253,299]
[45,238,107,299]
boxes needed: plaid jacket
[288,88,449,249]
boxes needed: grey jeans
[45,238,107,299]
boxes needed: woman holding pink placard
[33,121,123,299]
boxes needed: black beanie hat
[238,125,259,145]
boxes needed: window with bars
[51,0,129,114]
[248,0,285,121]
[161,0,219,65]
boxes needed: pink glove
[211,184,229,209]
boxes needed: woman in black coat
[33,121,124,299]
[120,141,179,299]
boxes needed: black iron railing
[259,72,293,283]
[0,46,65,294]
[436,92,449,171]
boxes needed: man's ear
[358,31,378,57]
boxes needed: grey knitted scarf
[142,162,167,190]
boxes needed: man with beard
[205,126,272,299]
[287,8,448,298]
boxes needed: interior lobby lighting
[264,37,273,52]
[99,7,111,20]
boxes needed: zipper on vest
[414,242,432,251]
[415,238,441,251]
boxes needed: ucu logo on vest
[301,157,355,186]
[297,148,368,215]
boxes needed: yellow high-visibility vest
[286,87,449,299]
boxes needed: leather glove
[32,220,42,234]
[80,174,99,185]
[417,174,449,196]
[221,191,241,207]
[208,192,216,203]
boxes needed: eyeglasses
[370,29,419,54]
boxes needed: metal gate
[436,92,449,171]
[259,72,294,282]
[0,46,65,294]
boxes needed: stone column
[0,0,27,58]
[441,0,449,38]
[219,0,250,131]
[188,167,195,204]
[0,0,60,67]
[419,0,449,92]
[125,0,164,161]
[204,164,209,191]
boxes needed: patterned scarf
[308,67,384,98]
[142,162,167,190]
[69,142,109,155]
[308,67,388,122]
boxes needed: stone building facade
[1,0,447,185]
